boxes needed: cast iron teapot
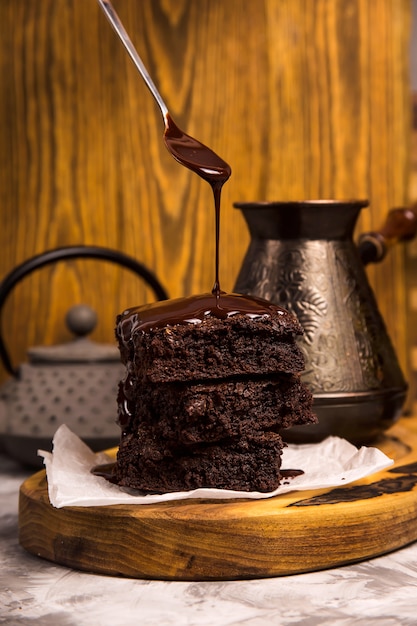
[0,245,168,467]
[234,200,417,445]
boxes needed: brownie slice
[115,431,284,493]
[116,308,305,383]
[118,374,315,445]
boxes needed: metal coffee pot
[234,199,417,444]
[0,245,168,467]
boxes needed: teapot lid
[27,304,120,363]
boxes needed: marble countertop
[2,452,417,626]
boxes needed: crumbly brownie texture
[115,431,284,493]
[119,375,315,446]
[116,311,305,383]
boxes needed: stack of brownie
[114,294,316,493]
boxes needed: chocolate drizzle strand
[164,113,231,298]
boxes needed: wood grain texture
[0,0,412,383]
[18,415,417,581]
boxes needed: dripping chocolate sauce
[164,113,231,301]
[117,114,292,335]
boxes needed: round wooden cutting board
[18,416,417,581]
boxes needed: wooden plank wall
[0,0,412,385]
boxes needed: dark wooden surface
[18,416,417,581]
[0,0,412,382]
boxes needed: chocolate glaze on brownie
[117,291,302,336]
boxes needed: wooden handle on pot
[358,203,417,265]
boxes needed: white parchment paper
[39,424,394,508]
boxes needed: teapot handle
[0,245,169,377]
[358,204,417,265]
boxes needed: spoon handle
[97,0,169,122]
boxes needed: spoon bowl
[97,0,231,185]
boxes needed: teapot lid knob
[26,304,120,363]
[65,304,97,337]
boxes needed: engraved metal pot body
[233,200,408,444]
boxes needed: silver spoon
[97,0,231,184]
